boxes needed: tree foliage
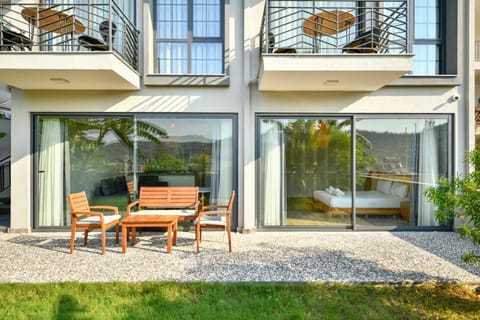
[425,147,480,266]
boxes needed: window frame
[411,0,446,75]
[32,112,238,231]
[255,113,453,231]
[153,0,226,76]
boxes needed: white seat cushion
[77,214,121,225]
[195,215,226,226]
[132,209,196,217]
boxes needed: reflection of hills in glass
[358,123,448,173]
[359,130,415,171]
[159,135,211,143]
[101,135,212,162]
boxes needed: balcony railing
[0,2,139,70]
[261,0,409,55]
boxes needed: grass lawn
[0,282,479,319]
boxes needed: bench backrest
[138,186,199,209]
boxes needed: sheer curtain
[260,120,283,226]
[417,121,439,226]
[210,120,233,203]
[38,118,66,227]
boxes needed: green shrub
[425,147,480,266]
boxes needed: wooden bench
[126,186,200,221]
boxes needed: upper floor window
[412,0,444,75]
[155,0,224,75]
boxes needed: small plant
[425,147,480,266]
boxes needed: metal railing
[0,2,139,70]
[261,0,409,55]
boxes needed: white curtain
[417,121,439,226]
[210,120,232,203]
[38,118,65,227]
[260,120,283,226]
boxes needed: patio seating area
[68,186,235,255]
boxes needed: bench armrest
[126,200,139,217]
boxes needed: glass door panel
[258,116,352,228]
[35,116,134,227]
[134,115,235,207]
[355,117,449,228]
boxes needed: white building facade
[0,0,475,233]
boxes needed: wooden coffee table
[122,215,178,253]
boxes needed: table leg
[131,227,137,246]
[173,220,177,246]
[166,224,172,253]
[122,224,127,253]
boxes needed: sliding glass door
[34,114,237,229]
[257,114,451,229]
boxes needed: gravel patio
[0,231,479,283]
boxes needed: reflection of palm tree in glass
[68,118,168,157]
[284,119,375,193]
[67,118,168,180]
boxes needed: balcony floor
[259,54,414,92]
[0,52,140,90]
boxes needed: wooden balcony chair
[342,26,382,54]
[78,20,117,51]
[195,190,235,253]
[1,27,32,51]
[67,191,121,254]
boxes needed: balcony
[258,0,414,91]
[0,2,139,90]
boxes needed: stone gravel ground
[0,231,479,283]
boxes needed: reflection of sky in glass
[356,118,447,133]
[139,118,232,142]
[412,44,439,75]
[156,0,222,75]
[412,0,440,75]
[414,0,439,39]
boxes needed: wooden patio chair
[67,191,121,254]
[126,181,135,201]
[195,190,235,253]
